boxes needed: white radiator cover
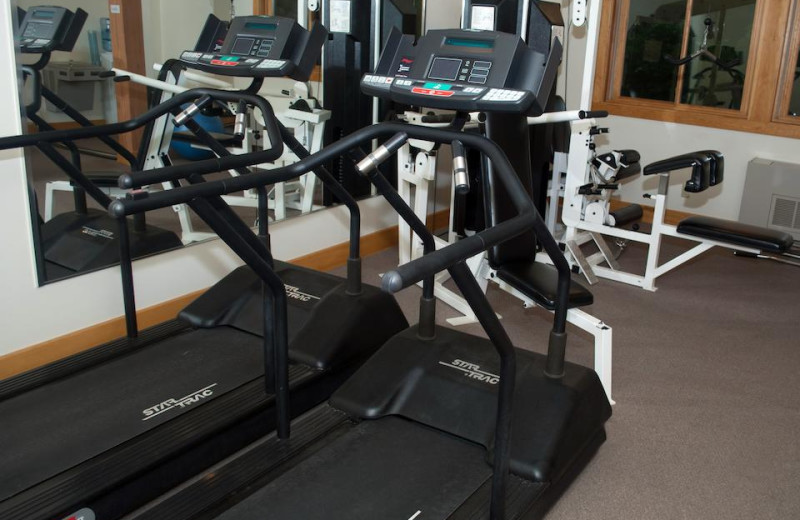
[740,158,800,240]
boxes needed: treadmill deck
[216,417,493,520]
[0,326,264,502]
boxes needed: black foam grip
[643,152,712,192]
[697,150,724,185]
[610,204,643,227]
[616,149,641,164]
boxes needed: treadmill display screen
[444,38,494,49]
[33,10,56,20]
[244,22,277,31]
[231,37,255,55]
[427,57,462,81]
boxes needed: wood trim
[0,210,448,379]
[290,225,400,271]
[253,0,271,15]
[109,0,147,156]
[593,0,800,140]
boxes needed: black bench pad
[677,216,793,253]
[495,261,594,311]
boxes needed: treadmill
[17,6,183,280]
[117,27,612,520]
[0,17,407,520]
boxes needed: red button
[411,87,454,97]
[210,59,237,66]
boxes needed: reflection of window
[274,0,299,19]
[594,0,800,139]
[617,0,755,110]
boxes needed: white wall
[0,0,398,356]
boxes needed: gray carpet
[333,239,800,520]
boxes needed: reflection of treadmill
[0,16,407,520]
[18,6,182,280]
[126,28,610,520]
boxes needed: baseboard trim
[0,211,453,379]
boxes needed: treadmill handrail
[109,120,573,520]
[106,121,571,340]
[0,88,284,167]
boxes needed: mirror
[13,0,424,286]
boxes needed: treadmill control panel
[17,6,87,54]
[363,28,561,115]
[364,75,526,105]
[179,16,327,81]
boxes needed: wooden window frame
[592,0,800,139]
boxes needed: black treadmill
[0,17,407,520]
[17,6,182,280]
[116,28,611,520]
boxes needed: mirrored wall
[13,0,424,285]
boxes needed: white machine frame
[554,0,786,292]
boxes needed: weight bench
[677,216,793,254]
[568,150,797,291]
[646,151,794,255]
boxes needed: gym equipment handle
[579,110,609,119]
[0,89,285,172]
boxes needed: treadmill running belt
[0,326,263,502]
[215,417,492,520]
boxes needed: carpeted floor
[333,239,800,520]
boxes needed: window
[593,0,800,139]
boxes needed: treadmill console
[179,16,327,81]
[362,28,561,115]
[17,5,87,53]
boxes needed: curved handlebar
[108,121,570,332]
[643,151,713,193]
[0,88,283,167]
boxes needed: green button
[220,56,240,62]
[423,82,451,90]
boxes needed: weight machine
[556,1,797,291]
